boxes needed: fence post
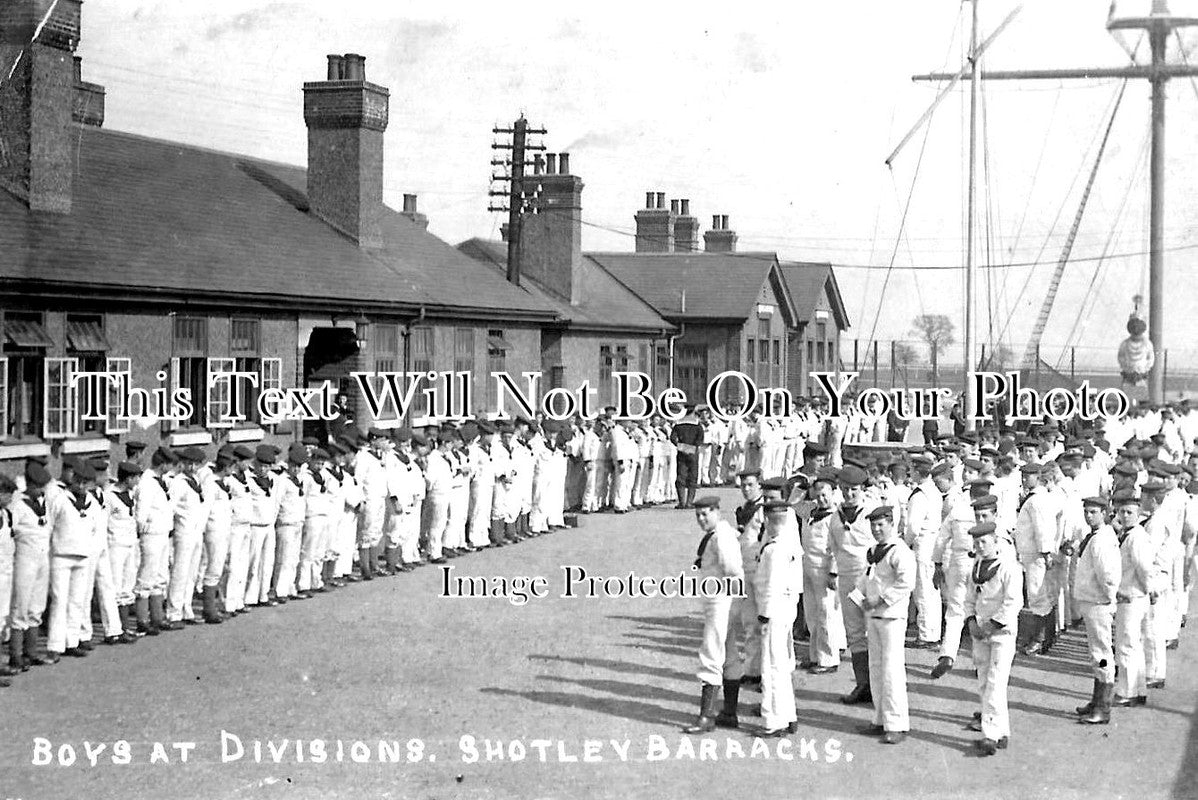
[1035,344,1041,390]
[1164,349,1169,399]
[872,340,879,388]
[891,341,897,390]
[853,339,859,373]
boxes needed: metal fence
[838,339,1198,399]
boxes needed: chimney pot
[645,191,655,209]
[533,154,544,175]
[680,199,690,216]
[326,54,344,80]
[655,191,666,209]
[546,153,558,174]
[558,152,569,174]
[722,214,730,229]
[670,199,680,215]
[402,193,417,213]
[343,53,365,81]
[73,55,81,83]
[712,215,720,230]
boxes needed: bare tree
[910,314,956,385]
[983,343,1015,372]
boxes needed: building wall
[555,332,659,412]
[0,305,301,480]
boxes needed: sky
[73,0,1198,371]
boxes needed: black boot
[682,683,721,734]
[1018,612,1043,655]
[359,547,375,581]
[202,586,223,624]
[1081,682,1114,725]
[675,482,687,509]
[1076,678,1102,716]
[150,595,178,632]
[1041,611,1057,655]
[374,544,394,576]
[8,630,26,672]
[135,596,156,635]
[715,679,741,728]
[384,546,401,575]
[24,628,53,666]
[1015,609,1036,651]
[685,487,697,508]
[840,651,872,705]
[115,605,138,643]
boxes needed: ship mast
[964,0,980,431]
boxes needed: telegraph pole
[913,0,1198,404]
[490,115,547,286]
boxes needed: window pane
[174,317,208,354]
[376,324,399,355]
[231,319,260,353]
[454,328,474,374]
[772,339,781,366]
[747,338,755,364]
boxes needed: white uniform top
[903,478,940,547]
[694,519,744,590]
[1013,487,1061,557]
[136,469,174,537]
[964,556,1023,629]
[754,523,803,619]
[857,537,916,619]
[105,485,138,547]
[1117,524,1155,598]
[933,487,975,564]
[48,488,95,558]
[170,473,208,539]
[273,472,305,527]
[1073,525,1121,606]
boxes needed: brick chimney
[401,193,428,230]
[704,214,737,253]
[673,198,699,252]
[519,151,584,303]
[72,55,103,127]
[0,0,82,212]
[303,53,390,248]
[634,190,674,252]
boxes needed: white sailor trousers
[1078,601,1116,683]
[760,606,798,731]
[698,595,743,686]
[1115,596,1150,698]
[868,615,909,732]
[971,627,1015,741]
[940,554,973,661]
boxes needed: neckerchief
[867,542,895,566]
[114,490,134,513]
[288,473,304,496]
[155,475,169,495]
[217,478,232,497]
[70,489,90,517]
[735,498,762,530]
[253,474,273,496]
[232,472,248,486]
[1078,529,1101,558]
[839,505,862,526]
[184,476,204,503]
[311,469,326,492]
[2,508,11,531]
[809,507,834,523]
[332,466,344,482]
[23,495,46,522]
[972,557,1001,586]
[694,529,718,569]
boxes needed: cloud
[563,130,623,151]
[734,31,773,74]
[384,20,457,67]
[204,3,297,41]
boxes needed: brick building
[0,3,572,476]
[779,261,850,396]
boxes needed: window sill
[60,437,113,455]
[226,426,266,443]
[168,429,214,447]
[0,440,51,461]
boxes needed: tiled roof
[778,260,850,329]
[0,128,557,319]
[456,238,672,333]
[586,251,793,322]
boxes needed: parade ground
[1,488,1196,800]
